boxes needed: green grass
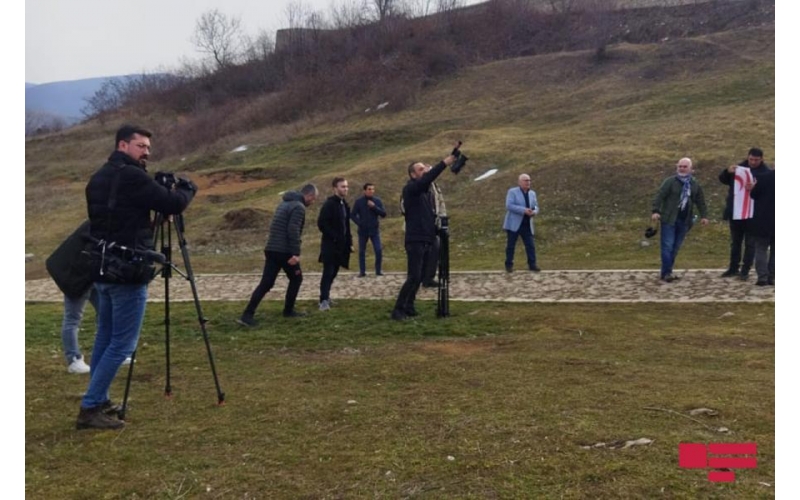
[26,300,774,498]
[24,26,774,280]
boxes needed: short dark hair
[363,183,374,191]
[407,162,417,178]
[115,124,152,147]
[300,183,318,196]
[748,147,764,158]
[332,177,346,187]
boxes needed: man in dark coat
[351,183,386,277]
[238,184,319,326]
[718,147,771,279]
[392,152,457,320]
[78,124,196,430]
[317,177,353,311]
[746,168,775,286]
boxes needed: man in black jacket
[747,168,775,286]
[718,147,771,279]
[78,125,196,430]
[392,152,456,320]
[351,183,386,277]
[318,177,353,311]
[238,184,319,326]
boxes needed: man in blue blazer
[503,174,540,272]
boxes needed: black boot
[76,406,124,430]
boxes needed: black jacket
[402,161,447,244]
[351,195,386,235]
[317,195,353,267]
[748,169,775,238]
[718,160,771,221]
[266,191,308,256]
[85,151,194,250]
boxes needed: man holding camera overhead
[77,125,196,430]
[391,151,457,321]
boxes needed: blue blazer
[502,187,539,233]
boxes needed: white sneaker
[319,300,331,311]
[122,357,132,366]
[67,356,91,374]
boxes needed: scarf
[677,174,692,211]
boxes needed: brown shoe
[76,406,125,430]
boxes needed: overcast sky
[26,0,484,84]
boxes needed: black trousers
[243,251,303,316]
[394,241,430,313]
[753,233,775,281]
[423,235,440,284]
[320,260,340,302]
[728,219,755,272]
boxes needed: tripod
[119,212,225,419]
[436,216,450,318]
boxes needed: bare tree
[330,0,369,28]
[191,9,243,69]
[371,0,397,21]
[436,0,464,14]
[285,0,311,29]
[242,29,275,62]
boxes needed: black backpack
[45,220,94,299]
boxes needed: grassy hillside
[25,26,774,279]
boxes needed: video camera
[155,171,197,193]
[450,141,469,174]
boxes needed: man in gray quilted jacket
[237,184,318,326]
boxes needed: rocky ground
[25,269,775,304]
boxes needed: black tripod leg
[437,229,450,318]
[162,219,173,397]
[119,350,137,421]
[173,215,226,405]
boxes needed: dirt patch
[193,172,274,197]
[221,208,270,230]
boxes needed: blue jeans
[358,232,383,274]
[61,287,98,363]
[660,219,690,278]
[81,283,148,409]
[505,224,537,270]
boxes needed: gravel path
[25,269,775,303]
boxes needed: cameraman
[76,125,196,430]
[391,153,456,320]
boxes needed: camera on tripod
[155,171,197,193]
[155,171,178,188]
[450,141,469,174]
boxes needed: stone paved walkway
[25,269,775,303]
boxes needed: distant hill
[25,75,133,124]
